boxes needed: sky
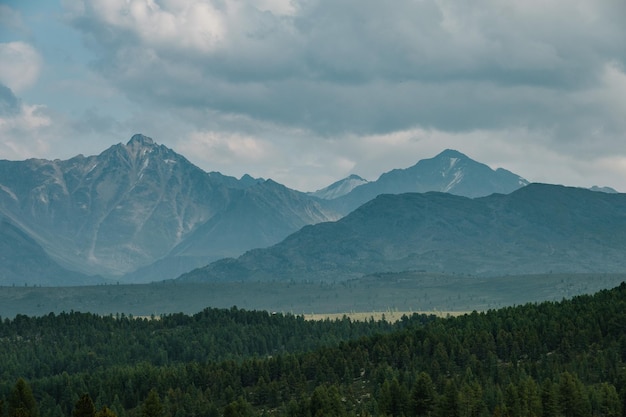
[1,0,625,193]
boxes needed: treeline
[2,283,626,416]
[0,306,416,380]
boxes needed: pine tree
[504,383,520,417]
[73,394,95,417]
[541,379,558,417]
[558,372,590,417]
[436,380,459,417]
[142,390,163,417]
[598,383,622,417]
[410,372,436,417]
[8,379,39,417]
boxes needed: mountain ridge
[328,149,529,214]
[0,134,339,283]
[0,134,587,286]
[179,183,626,282]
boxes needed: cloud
[73,0,225,53]
[70,107,121,135]
[0,42,43,92]
[0,84,119,162]
[179,130,273,165]
[175,126,334,189]
[0,86,53,159]
[334,126,626,191]
[11,0,613,193]
[63,0,626,140]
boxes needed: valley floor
[1,272,624,318]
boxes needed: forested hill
[2,283,626,417]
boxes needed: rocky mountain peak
[127,134,155,146]
[309,174,369,200]
[123,134,158,161]
[436,149,468,160]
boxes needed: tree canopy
[1,283,626,416]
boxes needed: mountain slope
[0,219,101,286]
[179,184,626,282]
[0,134,240,277]
[0,134,340,283]
[331,149,528,214]
[123,179,340,282]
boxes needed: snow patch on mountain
[0,184,18,201]
[443,170,464,192]
[309,174,369,200]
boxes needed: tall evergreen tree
[8,379,38,417]
[141,390,163,417]
[559,372,590,417]
[436,381,459,417]
[504,383,521,417]
[410,372,436,417]
[541,379,558,417]
[458,381,484,417]
[73,394,95,417]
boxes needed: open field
[303,310,470,322]
[1,272,625,318]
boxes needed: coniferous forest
[2,283,626,417]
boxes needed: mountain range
[179,184,626,282]
[324,149,529,215]
[3,134,617,286]
[0,135,338,284]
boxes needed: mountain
[0,218,101,286]
[122,179,340,282]
[179,184,626,282]
[0,134,239,277]
[308,174,369,199]
[330,149,528,214]
[0,134,338,283]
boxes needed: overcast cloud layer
[1,1,625,191]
